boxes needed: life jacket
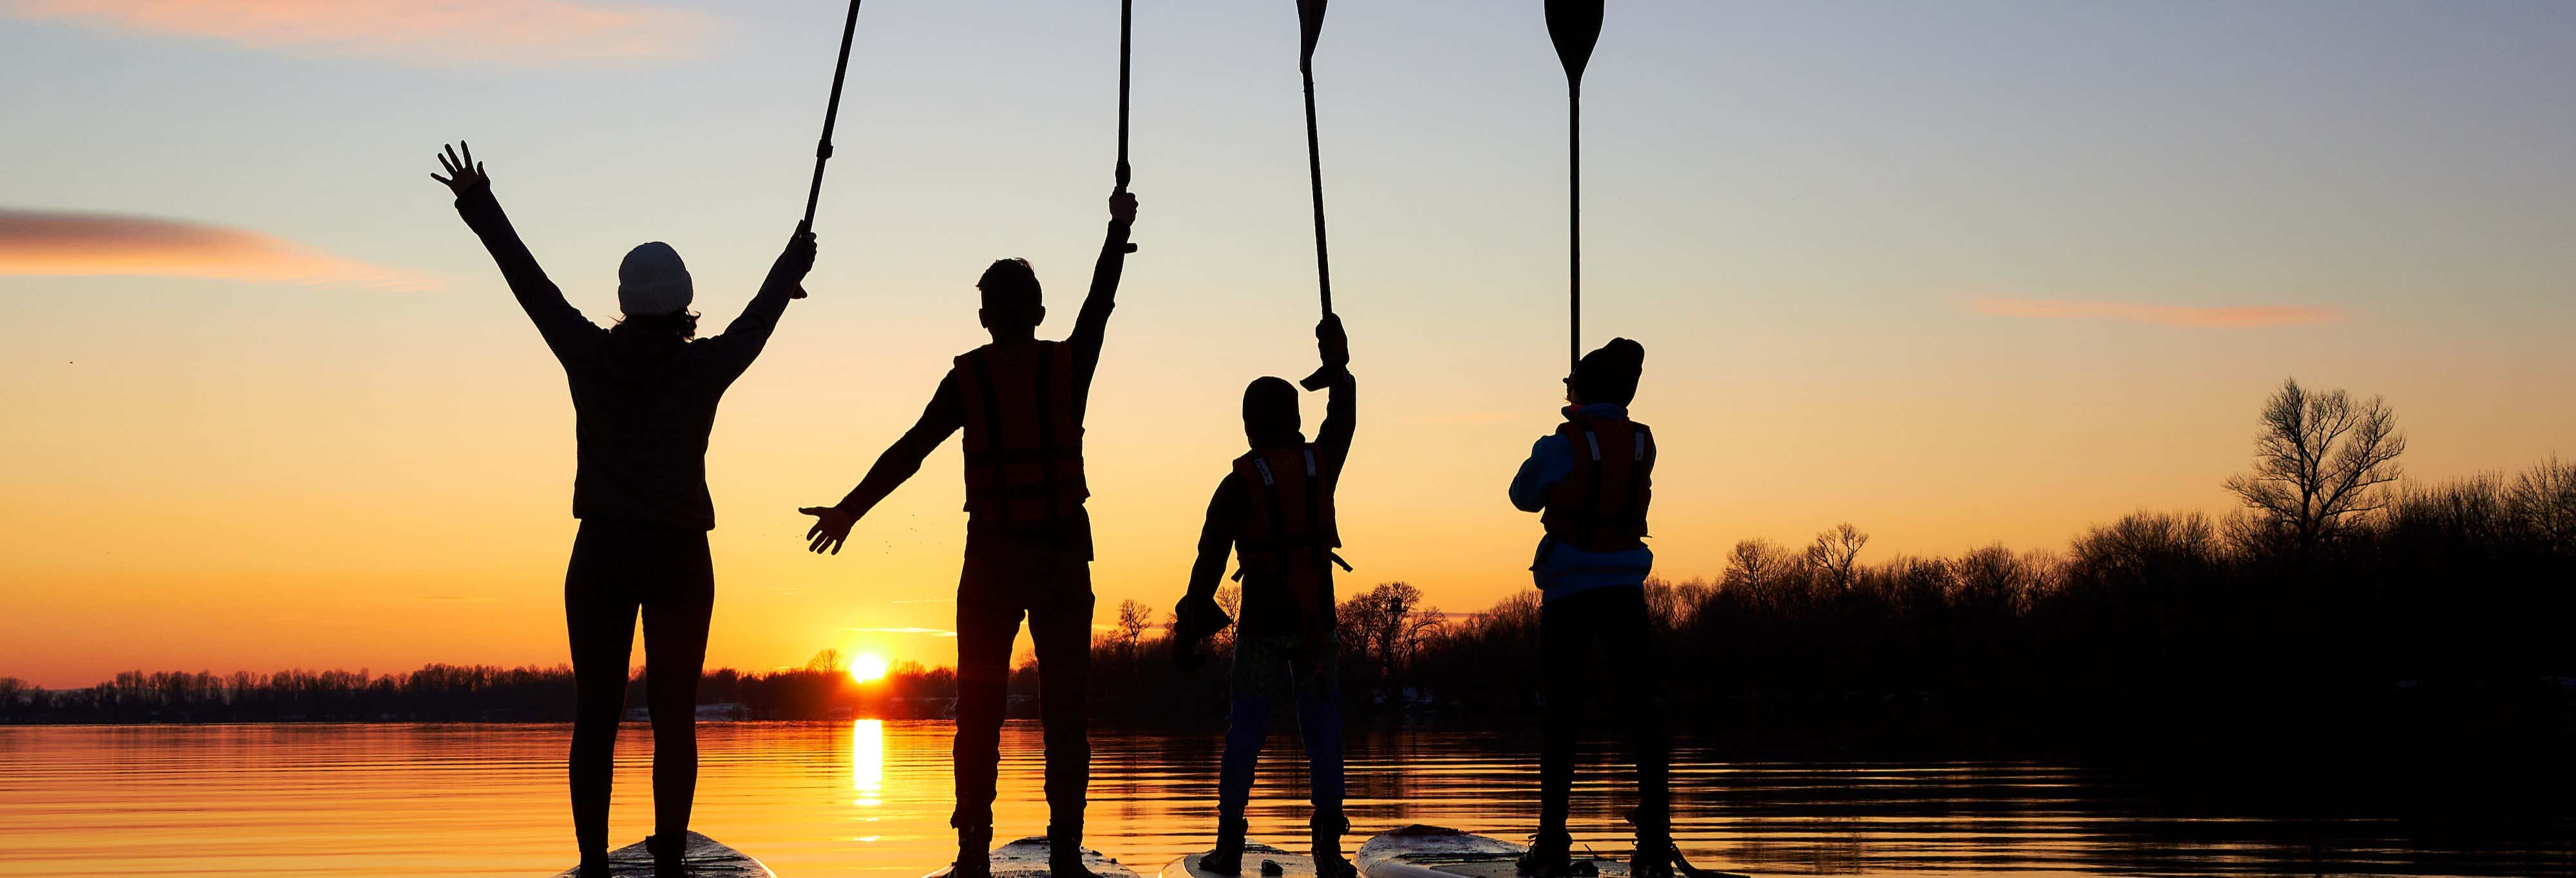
[952,341,1087,522]
[1231,443,1341,653]
[1540,410,1654,553]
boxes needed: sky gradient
[4,0,2571,687]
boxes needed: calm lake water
[1,722,2567,877]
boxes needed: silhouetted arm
[452,180,600,363]
[838,374,964,516]
[703,229,817,379]
[1509,434,1571,513]
[800,373,965,555]
[1311,313,1356,479]
[1186,479,1244,602]
[1317,370,1356,484]
[1066,191,1139,399]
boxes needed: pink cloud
[1966,298,2342,329]
[10,0,714,66]
[0,208,428,290]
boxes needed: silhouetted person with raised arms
[1175,315,1358,878]
[1507,339,1674,878]
[431,142,817,878]
[800,188,1138,878]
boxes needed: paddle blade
[1544,0,1604,84]
[1297,0,1328,63]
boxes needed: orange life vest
[1231,443,1341,650]
[1540,411,1654,553]
[953,341,1087,522]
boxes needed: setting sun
[848,653,889,684]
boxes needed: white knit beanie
[617,242,694,316]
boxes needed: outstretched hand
[1109,189,1140,253]
[800,506,857,555]
[778,225,819,299]
[1316,312,1349,370]
[429,142,488,196]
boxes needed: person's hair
[612,310,700,340]
[1242,376,1301,443]
[978,258,1042,315]
[1571,338,1645,406]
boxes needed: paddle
[791,0,866,299]
[1546,0,1603,369]
[1295,0,1339,390]
[1115,0,1139,254]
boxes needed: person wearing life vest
[1174,314,1357,878]
[1507,338,1676,878]
[799,188,1137,878]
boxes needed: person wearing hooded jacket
[1506,338,1677,878]
[431,142,818,878]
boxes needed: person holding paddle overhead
[1506,339,1677,878]
[429,142,820,877]
[800,188,1139,878]
[1173,314,1358,878]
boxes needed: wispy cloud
[9,0,715,67]
[0,208,427,290]
[1966,298,2341,329]
[849,627,958,638]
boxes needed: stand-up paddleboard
[551,832,774,877]
[1356,825,1748,878]
[925,836,1146,878]
[1162,840,1323,878]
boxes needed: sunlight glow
[848,653,889,683]
[851,719,883,808]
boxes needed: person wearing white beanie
[431,141,817,877]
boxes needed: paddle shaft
[801,0,864,231]
[1115,0,1138,253]
[1118,0,1133,192]
[1295,58,1338,390]
[1303,61,1332,316]
[1568,82,1581,370]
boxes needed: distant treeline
[10,381,2574,779]
[1088,453,2576,791]
[0,659,961,725]
[10,455,2570,768]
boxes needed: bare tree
[1340,582,1446,699]
[1951,543,2045,615]
[2222,377,2406,555]
[1115,598,1152,656]
[1721,538,1801,609]
[806,648,844,673]
[2508,456,2576,552]
[1809,522,1870,591]
[1213,584,1244,657]
[1644,577,1712,631]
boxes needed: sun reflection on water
[851,719,884,809]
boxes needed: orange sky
[5,1,2571,687]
